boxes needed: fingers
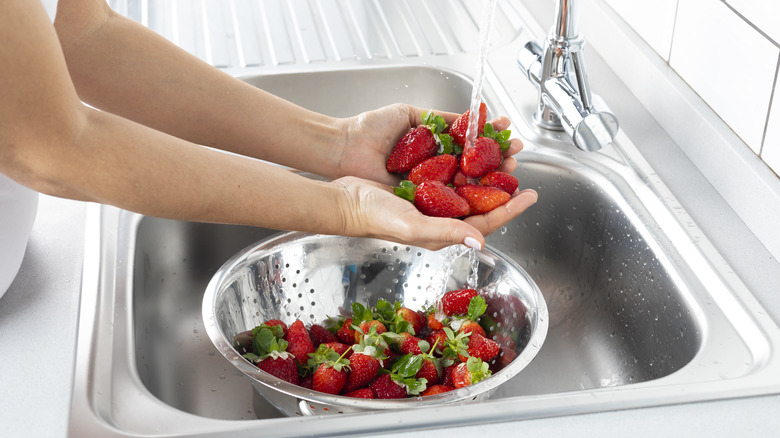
[463,189,538,237]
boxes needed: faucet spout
[517,0,618,151]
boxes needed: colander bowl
[203,232,548,416]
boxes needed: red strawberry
[319,342,352,358]
[255,353,299,385]
[396,332,430,355]
[416,357,440,385]
[426,330,447,355]
[312,361,349,395]
[458,320,486,338]
[285,320,316,366]
[408,154,458,185]
[386,125,437,173]
[451,357,491,388]
[441,363,458,387]
[421,384,454,396]
[413,180,470,218]
[479,171,519,194]
[397,307,426,334]
[336,318,357,344]
[309,323,338,347]
[343,387,375,399]
[449,102,487,147]
[459,333,501,362]
[460,136,502,178]
[298,373,313,389]
[355,320,387,343]
[427,313,444,331]
[456,184,511,215]
[369,373,408,399]
[440,289,478,316]
[451,170,470,187]
[342,352,381,393]
[262,319,288,337]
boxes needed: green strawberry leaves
[393,180,417,202]
[390,353,428,396]
[242,325,288,363]
[481,123,512,152]
[467,296,487,321]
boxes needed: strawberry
[285,320,316,366]
[395,332,430,355]
[456,184,511,215]
[479,171,519,194]
[342,352,381,393]
[355,320,387,343]
[312,361,349,395]
[370,353,428,398]
[451,357,492,388]
[336,317,357,344]
[319,341,352,358]
[421,384,454,396]
[459,333,500,362]
[460,136,502,178]
[386,112,450,173]
[369,373,409,399]
[309,343,351,395]
[440,289,478,316]
[440,363,458,387]
[343,388,375,399]
[416,357,441,385]
[262,319,289,338]
[458,320,486,338]
[451,170,470,188]
[426,329,447,355]
[394,180,470,218]
[309,323,338,347]
[386,125,437,174]
[408,154,458,185]
[397,307,426,335]
[298,373,313,389]
[427,313,444,331]
[449,102,487,148]
[256,353,299,385]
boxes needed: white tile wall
[604,0,780,177]
[602,0,678,60]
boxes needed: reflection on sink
[71,66,780,436]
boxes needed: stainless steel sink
[69,64,780,437]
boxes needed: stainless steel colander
[203,232,548,416]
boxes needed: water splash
[464,0,499,150]
[426,245,480,301]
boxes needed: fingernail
[464,236,482,251]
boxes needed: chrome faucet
[517,0,618,151]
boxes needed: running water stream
[464,0,499,150]
[428,0,499,302]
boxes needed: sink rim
[69,62,780,437]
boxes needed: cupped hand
[331,176,538,251]
[335,104,523,185]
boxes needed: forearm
[8,104,346,234]
[54,0,347,179]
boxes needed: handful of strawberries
[233,288,524,399]
[387,104,519,217]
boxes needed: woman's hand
[334,104,524,185]
[331,176,537,251]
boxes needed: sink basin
[69,64,780,436]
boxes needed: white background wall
[603,0,780,178]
